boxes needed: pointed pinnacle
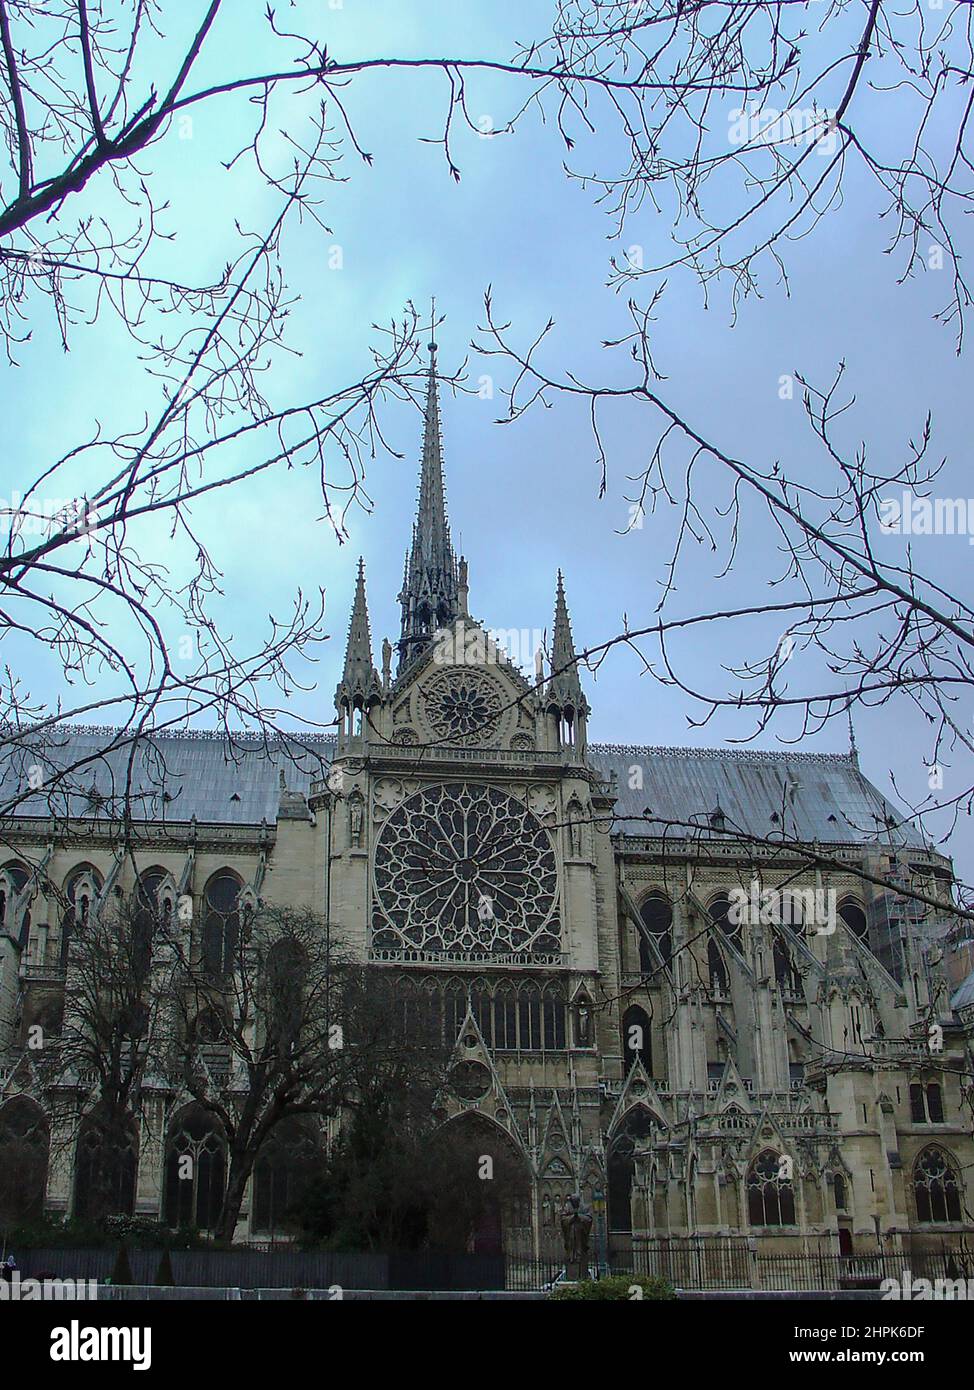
[548,570,587,710]
[397,334,460,670]
[339,558,380,699]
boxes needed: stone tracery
[422,669,504,746]
[372,782,559,957]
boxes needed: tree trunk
[216,1148,256,1244]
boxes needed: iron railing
[629,1236,974,1292]
[16,1239,974,1294]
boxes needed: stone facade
[0,347,971,1261]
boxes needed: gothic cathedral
[1,343,971,1263]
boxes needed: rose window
[423,670,503,746]
[451,1060,491,1101]
[371,782,560,956]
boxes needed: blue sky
[2,1,971,877]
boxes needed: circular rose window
[422,669,504,746]
[451,1060,491,1101]
[371,782,560,956]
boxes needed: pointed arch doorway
[429,1112,534,1257]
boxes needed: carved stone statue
[576,998,592,1048]
[567,798,585,859]
[348,791,364,848]
[382,637,393,690]
[559,1192,593,1278]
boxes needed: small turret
[335,558,382,747]
[545,571,590,753]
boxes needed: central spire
[397,338,460,671]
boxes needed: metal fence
[16,1240,974,1294]
[18,1248,498,1291]
[631,1236,750,1289]
[630,1237,974,1292]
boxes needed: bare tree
[6,1,968,823]
[5,1,973,1101]
[298,1096,531,1255]
[168,904,451,1243]
[31,884,170,1220]
[476,294,973,896]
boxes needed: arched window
[608,1108,657,1233]
[621,1005,652,1072]
[926,1083,945,1124]
[252,1118,321,1235]
[779,892,808,931]
[838,897,868,942]
[194,1007,228,1045]
[61,865,102,966]
[134,868,171,975]
[913,1148,962,1223]
[0,861,31,948]
[639,891,672,969]
[772,933,802,996]
[433,978,566,1052]
[493,984,517,1050]
[470,982,493,1047]
[395,975,419,1041]
[910,1082,927,1123]
[721,1105,748,1131]
[202,871,243,976]
[164,1104,226,1231]
[708,938,729,995]
[74,1108,138,1220]
[637,930,653,976]
[413,977,442,1046]
[709,893,739,947]
[908,1080,946,1125]
[444,979,467,1044]
[26,996,64,1041]
[0,1097,49,1226]
[263,939,308,1050]
[833,1173,847,1211]
[542,984,567,1050]
[746,1149,796,1227]
[518,982,543,1050]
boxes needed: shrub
[111,1244,134,1286]
[154,1248,175,1286]
[550,1273,676,1301]
[4,1214,210,1250]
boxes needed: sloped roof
[587,744,929,850]
[951,968,974,1011]
[0,727,333,827]
[0,726,928,848]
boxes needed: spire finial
[548,570,589,715]
[396,305,459,672]
[848,706,858,764]
[337,557,381,706]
